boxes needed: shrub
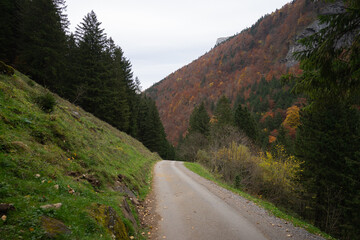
[36,92,56,113]
[195,142,302,206]
[0,61,15,76]
[258,145,302,204]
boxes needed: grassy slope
[184,162,335,240]
[0,72,161,239]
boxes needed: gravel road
[150,160,325,240]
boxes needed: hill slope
[0,69,161,239]
[146,0,326,144]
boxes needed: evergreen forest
[0,0,175,159]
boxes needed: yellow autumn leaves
[197,142,301,203]
[67,152,77,161]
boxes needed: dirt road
[151,160,325,240]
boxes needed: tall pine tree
[17,0,67,89]
[294,1,360,238]
[74,10,108,114]
[0,0,22,64]
[234,103,258,142]
[296,101,360,238]
[189,102,210,136]
[136,96,173,159]
[214,95,233,127]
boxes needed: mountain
[0,67,161,239]
[146,0,327,145]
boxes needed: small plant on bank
[0,61,15,76]
[36,92,56,113]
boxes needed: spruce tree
[136,97,173,159]
[296,101,360,237]
[0,0,22,63]
[75,10,107,114]
[101,39,131,132]
[17,0,67,89]
[294,1,360,237]
[214,96,233,127]
[189,102,210,136]
[234,103,258,142]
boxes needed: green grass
[184,162,335,240]
[0,72,161,239]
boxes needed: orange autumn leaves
[269,105,301,143]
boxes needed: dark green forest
[0,0,174,159]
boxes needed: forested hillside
[148,0,360,239]
[146,0,325,145]
[0,0,174,159]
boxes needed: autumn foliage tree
[146,0,323,145]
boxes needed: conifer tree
[296,101,360,237]
[17,0,67,89]
[294,1,360,237]
[136,97,173,159]
[189,102,210,136]
[234,103,258,142]
[0,0,22,64]
[214,96,233,127]
[74,10,107,114]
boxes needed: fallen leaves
[67,185,75,194]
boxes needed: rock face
[285,20,327,67]
[89,203,128,240]
[121,198,138,229]
[216,37,230,45]
[41,216,71,238]
[285,1,345,67]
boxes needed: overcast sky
[66,0,290,90]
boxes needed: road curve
[153,160,325,240]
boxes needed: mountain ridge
[146,0,326,145]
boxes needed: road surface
[152,160,325,240]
